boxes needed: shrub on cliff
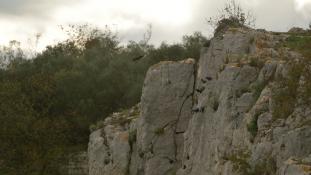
[272,34,311,119]
[207,0,256,35]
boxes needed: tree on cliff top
[207,0,256,35]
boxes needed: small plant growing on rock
[251,81,267,101]
[129,129,137,145]
[226,150,276,175]
[250,158,277,175]
[272,89,296,120]
[226,151,251,174]
[167,168,177,175]
[247,114,259,139]
[89,124,97,132]
[249,56,265,69]
[90,120,106,132]
[154,127,165,136]
[249,36,255,44]
[236,86,251,98]
[213,100,220,111]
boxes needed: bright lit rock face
[88,59,195,175]
[136,59,195,175]
[88,28,311,175]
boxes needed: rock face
[88,59,195,175]
[178,28,311,175]
[88,104,140,175]
[88,28,311,175]
[136,59,195,175]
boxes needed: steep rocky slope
[88,27,311,175]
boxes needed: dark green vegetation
[249,56,265,69]
[251,81,267,101]
[272,34,311,119]
[154,127,165,136]
[0,25,207,174]
[247,114,258,139]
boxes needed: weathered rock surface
[88,27,311,175]
[178,28,311,175]
[136,59,195,175]
[88,59,195,175]
[88,104,140,175]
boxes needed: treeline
[0,25,208,174]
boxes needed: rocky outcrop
[88,59,195,175]
[88,104,140,175]
[88,27,311,175]
[178,28,311,175]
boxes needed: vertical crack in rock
[101,129,109,148]
[127,131,134,175]
[191,62,198,107]
[173,62,197,162]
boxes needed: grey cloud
[183,0,310,35]
[0,0,80,16]
[249,0,310,31]
[107,0,311,46]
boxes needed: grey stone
[137,59,195,175]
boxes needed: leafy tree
[0,40,24,69]
[182,32,209,60]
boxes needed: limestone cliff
[88,27,311,175]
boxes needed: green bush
[249,57,264,68]
[251,81,267,100]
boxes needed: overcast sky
[0,0,310,51]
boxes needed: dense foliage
[0,25,207,174]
